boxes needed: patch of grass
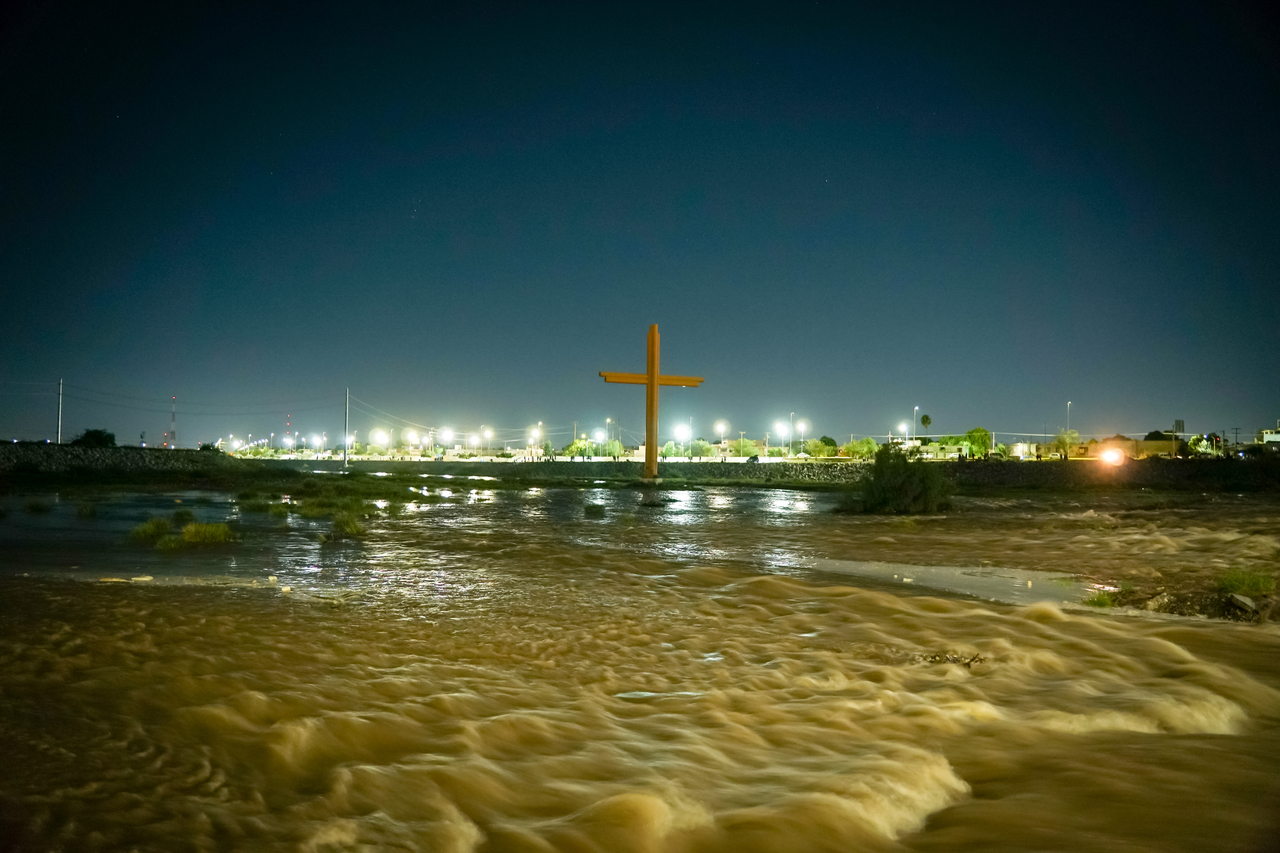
[156,534,185,551]
[172,508,196,526]
[1216,569,1276,598]
[24,498,54,514]
[130,516,173,543]
[321,512,366,542]
[1083,590,1115,608]
[76,502,98,518]
[268,503,290,518]
[386,502,404,518]
[240,499,271,513]
[180,522,236,545]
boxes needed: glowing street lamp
[796,421,807,453]
[441,428,454,447]
[715,421,727,447]
[774,422,789,456]
[899,422,909,443]
[282,435,294,449]
[674,422,690,457]
[483,428,492,456]
[404,430,418,446]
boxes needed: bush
[1083,591,1115,607]
[859,444,954,514]
[130,516,173,542]
[240,500,271,513]
[268,503,290,518]
[172,508,195,526]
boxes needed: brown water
[2,487,1279,852]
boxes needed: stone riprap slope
[0,443,241,475]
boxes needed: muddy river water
[1,485,1279,852]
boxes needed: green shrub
[240,500,270,513]
[130,517,173,542]
[181,523,235,545]
[1216,569,1276,597]
[859,444,954,514]
[77,502,98,518]
[156,534,185,551]
[172,508,196,526]
[24,498,54,514]
[268,503,290,518]
[1083,591,1115,608]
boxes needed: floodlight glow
[233,440,242,449]
[371,429,387,446]
[1101,448,1124,466]
[674,424,690,442]
[531,428,540,440]
[484,429,492,439]
[899,422,909,434]
[345,435,354,446]
[310,435,321,447]
[593,429,604,442]
[469,434,479,446]
[441,428,454,443]
[282,435,293,447]
[774,422,789,438]
[404,430,418,444]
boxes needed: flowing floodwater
[1,486,1279,852]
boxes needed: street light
[674,423,690,457]
[796,420,807,453]
[914,406,919,439]
[441,428,453,449]
[483,428,492,456]
[899,422,909,443]
[774,422,789,456]
[789,412,795,456]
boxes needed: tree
[964,427,992,457]
[70,428,115,447]
[660,440,679,458]
[804,439,834,457]
[920,415,932,432]
[731,437,758,457]
[691,439,716,458]
[841,437,878,460]
[1144,430,1171,441]
[819,435,838,448]
[1052,429,1079,458]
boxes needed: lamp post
[484,428,492,457]
[774,422,789,457]
[716,421,727,459]
[797,421,807,454]
[914,406,919,439]
[789,412,795,456]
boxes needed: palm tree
[920,414,932,433]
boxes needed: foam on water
[2,489,1280,851]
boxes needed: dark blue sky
[2,2,1277,448]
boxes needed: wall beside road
[0,443,240,475]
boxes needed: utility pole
[1232,427,1241,448]
[171,396,177,449]
[57,378,63,444]
[343,387,349,469]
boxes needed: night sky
[3,2,1277,449]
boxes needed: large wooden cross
[600,324,704,480]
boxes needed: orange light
[1101,448,1124,466]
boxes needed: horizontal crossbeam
[599,371,704,387]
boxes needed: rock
[1143,592,1174,612]
[1228,593,1258,613]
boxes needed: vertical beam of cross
[600,324,703,480]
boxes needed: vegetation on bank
[841,444,955,514]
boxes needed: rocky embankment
[0,443,242,477]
